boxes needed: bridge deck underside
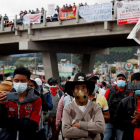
[0,34,138,55]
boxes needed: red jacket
[6,98,41,125]
[0,88,42,140]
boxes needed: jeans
[48,117,59,140]
[44,123,52,138]
[103,123,123,140]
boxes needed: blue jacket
[63,95,73,107]
[44,92,53,111]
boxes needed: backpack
[58,90,63,98]
[108,86,130,121]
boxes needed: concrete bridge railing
[0,1,118,34]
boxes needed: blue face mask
[13,83,27,94]
[93,85,98,94]
[135,90,140,96]
[117,80,126,88]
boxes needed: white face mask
[13,83,27,94]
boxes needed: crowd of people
[0,67,140,140]
[1,0,138,29]
[17,2,88,25]
[0,2,89,28]
[0,14,14,28]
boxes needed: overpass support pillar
[82,53,95,74]
[42,51,59,82]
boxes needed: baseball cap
[86,73,99,81]
[34,78,42,86]
[131,72,140,82]
[117,72,126,79]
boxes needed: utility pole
[71,54,73,64]
[110,64,112,84]
[3,61,5,81]
[34,53,37,74]
[134,49,140,71]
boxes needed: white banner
[127,18,140,44]
[117,1,140,25]
[23,14,41,25]
[47,4,56,16]
[79,2,112,22]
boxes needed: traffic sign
[124,62,134,71]
[103,65,108,68]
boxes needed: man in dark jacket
[114,72,140,140]
[104,72,133,140]
[28,79,53,140]
[0,67,42,140]
[29,79,53,111]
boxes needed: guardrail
[0,1,117,32]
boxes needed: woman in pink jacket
[56,93,73,139]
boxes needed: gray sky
[0,0,111,19]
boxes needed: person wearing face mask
[28,79,53,140]
[103,72,133,140]
[86,73,99,91]
[114,72,140,140]
[101,82,107,90]
[87,75,110,123]
[47,78,63,140]
[62,72,105,140]
[87,75,109,140]
[0,67,42,140]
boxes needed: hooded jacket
[32,80,50,111]
[0,87,42,140]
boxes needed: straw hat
[0,81,13,92]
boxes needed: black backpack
[108,86,130,121]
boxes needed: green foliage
[95,61,101,68]
[95,47,139,64]
[4,46,140,67]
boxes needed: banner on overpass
[127,18,140,44]
[117,1,140,25]
[78,2,112,22]
[47,4,56,16]
[59,6,77,20]
[23,14,41,25]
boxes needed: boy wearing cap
[62,73,105,140]
[114,72,140,140]
[86,74,110,123]
[103,72,133,140]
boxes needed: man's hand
[72,122,79,128]
[134,111,140,121]
[0,93,7,104]
[131,118,139,128]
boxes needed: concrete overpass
[0,4,138,80]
